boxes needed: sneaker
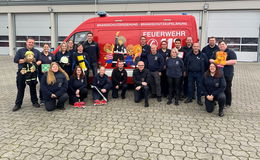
[12,105,21,112]
[121,95,126,99]
[40,100,45,105]
[100,100,107,105]
[33,103,40,108]
[175,100,179,106]
[219,110,224,117]
[94,100,102,106]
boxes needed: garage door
[15,14,51,52]
[57,13,96,43]
[0,14,8,55]
[208,11,260,62]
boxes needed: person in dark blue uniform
[147,45,164,102]
[41,62,69,111]
[68,40,77,55]
[13,37,41,111]
[55,42,72,76]
[72,43,90,80]
[202,37,219,60]
[111,61,128,99]
[68,66,88,105]
[92,66,112,105]
[38,43,55,104]
[166,48,184,105]
[184,43,208,106]
[157,40,171,97]
[83,32,100,77]
[210,40,237,107]
[140,36,151,68]
[133,61,151,107]
[202,63,226,117]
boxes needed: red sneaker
[100,100,107,105]
[94,100,101,106]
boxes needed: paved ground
[0,55,259,160]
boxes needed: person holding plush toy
[13,37,41,111]
[210,40,237,107]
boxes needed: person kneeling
[41,62,69,111]
[68,66,88,105]
[112,61,128,99]
[92,66,112,105]
[202,63,226,117]
[133,61,151,107]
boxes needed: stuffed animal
[103,43,114,67]
[20,51,38,85]
[214,51,227,67]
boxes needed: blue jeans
[188,72,203,101]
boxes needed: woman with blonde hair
[41,62,69,111]
[55,42,72,76]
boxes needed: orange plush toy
[214,51,227,67]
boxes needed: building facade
[0,0,259,61]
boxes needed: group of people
[13,33,237,117]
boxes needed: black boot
[144,100,149,107]
[219,110,224,117]
[157,96,162,102]
[167,99,172,105]
[12,105,21,112]
[175,99,179,106]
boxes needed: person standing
[166,48,184,105]
[182,36,193,56]
[55,42,72,76]
[210,40,237,107]
[202,63,226,117]
[40,62,69,111]
[133,61,151,107]
[157,41,171,97]
[147,45,164,102]
[38,43,55,104]
[184,43,208,106]
[140,36,151,67]
[68,40,76,55]
[111,61,128,99]
[83,32,100,77]
[13,37,41,111]
[202,37,220,60]
[68,66,88,105]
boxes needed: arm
[96,42,100,60]
[133,70,142,86]
[55,76,68,97]
[103,77,112,90]
[14,49,24,64]
[68,77,76,93]
[159,55,165,72]
[212,77,226,97]
[79,77,88,90]
[121,70,128,84]
[40,74,53,98]
[111,69,119,85]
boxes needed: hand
[51,94,57,98]
[183,72,187,77]
[76,89,80,95]
[135,86,141,91]
[36,61,42,65]
[115,85,119,89]
[158,72,162,76]
[207,95,214,101]
[209,59,215,63]
[141,82,147,86]
[19,59,26,64]
[101,89,107,93]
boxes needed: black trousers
[112,84,128,98]
[15,73,38,106]
[134,86,149,103]
[93,88,110,100]
[183,76,188,97]
[224,76,233,106]
[45,93,69,111]
[161,70,168,97]
[205,92,226,113]
[168,77,181,100]
[68,88,88,104]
